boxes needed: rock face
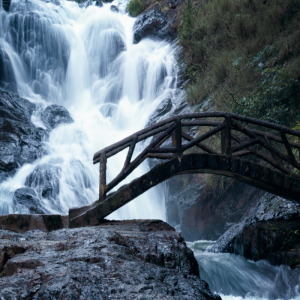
[0,89,48,182]
[210,194,300,268]
[41,104,74,130]
[167,174,266,241]
[133,0,183,43]
[0,219,221,300]
[2,0,11,12]
[13,187,44,215]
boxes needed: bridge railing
[93,112,300,201]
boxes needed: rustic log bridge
[69,112,300,228]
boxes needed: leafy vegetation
[178,0,300,126]
[127,0,147,17]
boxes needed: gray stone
[41,104,74,129]
[0,220,221,300]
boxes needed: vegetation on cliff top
[178,0,300,127]
[127,0,148,16]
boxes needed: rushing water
[1,1,300,299]
[0,0,178,218]
[188,241,300,300]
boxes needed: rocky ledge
[0,219,220,300]
[210,194,300,269]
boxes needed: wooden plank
[280,130,296,165]
[99,153,107,202]
[181,132,218,154]
[123,135,138,169]
[182,123,225,152]
[146,153,173,159]
[105,122,176,193]
[149,147,177,153]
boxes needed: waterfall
[0,0,178,219]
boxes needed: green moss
[285,257,300,269]
[127,0,147,17]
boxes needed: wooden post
[221,117,231,155]
[99,153,107,202]
[172,119,182,157]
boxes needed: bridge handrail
[93,112,300,201]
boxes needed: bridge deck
[69,112,300,228]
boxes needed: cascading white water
[188,241,300,300]
[0,0,178,219]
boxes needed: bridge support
[69,154,300,229]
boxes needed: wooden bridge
[69,112,300,228]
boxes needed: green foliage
[233,46,300,126]
[178,0,300,125]
[127,0,147,17]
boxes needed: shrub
[127,0,147,17]
[178,0,300,126]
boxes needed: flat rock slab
[0,219,220,300]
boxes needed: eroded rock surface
[0,89,48,182]
[133,0,183,43]
[0,220,220,300]
[41,104,74,130]
[210,194,300,268]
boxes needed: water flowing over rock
[0,0,178,218]
[41,104,74,130]
[0,220,221,300]
[0,89,48,182]
[0,48,17,93]
[210,194,300,268]
[12,187,44,214]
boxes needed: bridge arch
[69,153,300,228]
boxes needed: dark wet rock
[0,48,17,93]
[133,8,174,43]
[2,0,11,11]
[110,4,119,12]
[79,0,93,8]
[147,98,173,126]
[25,163,61,202]
[0,88,48,183]
[133,0,183,43]
[210,194,300,268]
[96,0,103,7]
[0,220,221,300]
[13,187,45,214]
[41,104,74,129]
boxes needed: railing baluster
[123,135,138,169]
[221,117,231,155]
[99,153,107,202]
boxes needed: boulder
[25,163,61,202]
[0,88,48,183]
[133,8,174,43]
[2,0,11,11]
[110,4,118,12]
[0,220,221,300]
[96,0,103,7]
[210,194,300,268]
[41,104,74,129]
[13,187,45,214]
[132,0,183,43]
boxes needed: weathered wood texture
[69,153,300,228]
[69,112,300,228]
